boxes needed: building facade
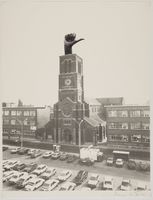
[105,105,150,147]
[2,103,51,138]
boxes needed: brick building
[2,103,51,139]
[104,105,150,147]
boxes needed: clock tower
[53,53,89,145]
[59,54,84,103]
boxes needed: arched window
[68,60,71,73]
[64,60,68,73]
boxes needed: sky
[0,0,152,106]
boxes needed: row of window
[108,122,150,130]
[3,119,35,126]
[3,129,35,134]
[63,119,71,125]
[109,135,150,143]
[108,110,150,118]
[3,110,36,116]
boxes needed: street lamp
[16,118,28,148]
[75,119,84,147]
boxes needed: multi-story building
[105,105,150,147]
[2,103,51,138]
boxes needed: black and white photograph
[0,0,152,199]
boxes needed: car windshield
[28,182,34,186]
[60,187,66,191]
[19,178,24,182]
[51,181,56,186]
[90,176,97,180]
[105,181,111,184]
[122,181,129,186]
[8,162,14,165]
[60,172,66,176]
[43,183,50,187]
[77,171,83,177]
[46,170,51,173]
[108,158,113,161]
[30,164,35,167]
[37,167,42,170]
[12,175,18,178]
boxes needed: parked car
[3,159,11,167]
[27,149,37,155]
[42,151,53,158]
[40,179,59,191]
[18,148,29,155]
[67,155,77,163]
[23,162,38,173]
[73,170,88,185]
[3,171,16,182]
[135,182,147,191]
[12,163,27,171]
[79,158,94,166]
[120,179,131,191]
[101,176,113,190]
[80,187,91,191]
[59,182,76,191]
[10,147,21,154]
[8,172,28,185]
[3,146,8,151]
[24,178,45,191]
[106,157,114,166]
[127,159,136,170]
[16,174,37,189]
[57,170,72,182]
[137,161,150,172]
[32,164,47,176]
[51,152,61,160]
[4,160,20,170]
[87,174,99,188]
[40,168,56,180]
[59,152,68,161]
[31,150,42,158]
[116,159,124,167]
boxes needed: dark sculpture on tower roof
[64,33,84,55]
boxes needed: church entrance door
[63,129,73,144]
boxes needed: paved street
[3,146,150,192]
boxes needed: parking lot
[3,145,150,192]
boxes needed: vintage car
[87,174,99,188]
[40,179,59,191]
[57,170,72,182]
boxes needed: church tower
[53,33,89,145]
[59,54,84,103]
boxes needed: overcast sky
[0,0,151,106]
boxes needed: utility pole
[16,118,27,148]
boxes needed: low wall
[3,139,150,160]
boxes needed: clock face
[65,78,71,86]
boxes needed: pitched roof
[96,97,124,106]
[85,98,101,106]
[84,115,106,127]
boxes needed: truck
[79,146,103,165]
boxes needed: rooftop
[84,115,106,127]
[104,104,150,108]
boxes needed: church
[51,34,107,146]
